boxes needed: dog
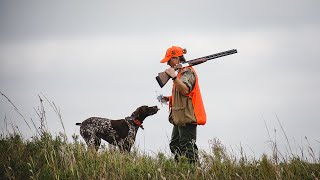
[76,105,159,152]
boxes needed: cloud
[1,0,319,41]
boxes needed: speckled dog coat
[76,105,159,152]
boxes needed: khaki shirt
[169,68,197,126]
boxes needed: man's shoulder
[181,67,194,73]
[180,67,196,90]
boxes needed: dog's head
[131,105,159,122]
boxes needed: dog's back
[78,117,121,145]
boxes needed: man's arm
[165,67,195,95]
[173,78,190,95]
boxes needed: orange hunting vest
[169,67,207,125]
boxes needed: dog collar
[133,119,144,130]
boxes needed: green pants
[169,123,198,163]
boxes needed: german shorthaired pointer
[76,105,159,152]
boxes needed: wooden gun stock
[155,49,237,88]
[156,72,171,88]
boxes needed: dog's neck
[125,116,144,130]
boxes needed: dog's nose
[153,106,160,111]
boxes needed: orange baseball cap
[160,46,186,63]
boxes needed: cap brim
[160,57,170,63]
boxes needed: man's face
[167,57,179,67]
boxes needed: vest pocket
[172,106,187,126]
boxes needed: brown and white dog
[76,105,159,152]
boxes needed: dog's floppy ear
[131,111,136,118]
[131,106,140,118]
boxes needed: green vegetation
[1,93,319,179]
[0,132,319,179]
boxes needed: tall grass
[1,133,319,179]
[1,92,319,179]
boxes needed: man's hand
[162,96,170,102]
[165,67,176,78]
[157,94,169,106]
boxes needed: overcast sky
[1,0,319,158]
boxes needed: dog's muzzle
[149,106,160,115]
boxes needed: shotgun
[155,49,238,88]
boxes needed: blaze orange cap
[160,46,186,63]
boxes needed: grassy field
[1,93,319,179]
[1,131,319,179]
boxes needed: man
[159,46,206,163]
